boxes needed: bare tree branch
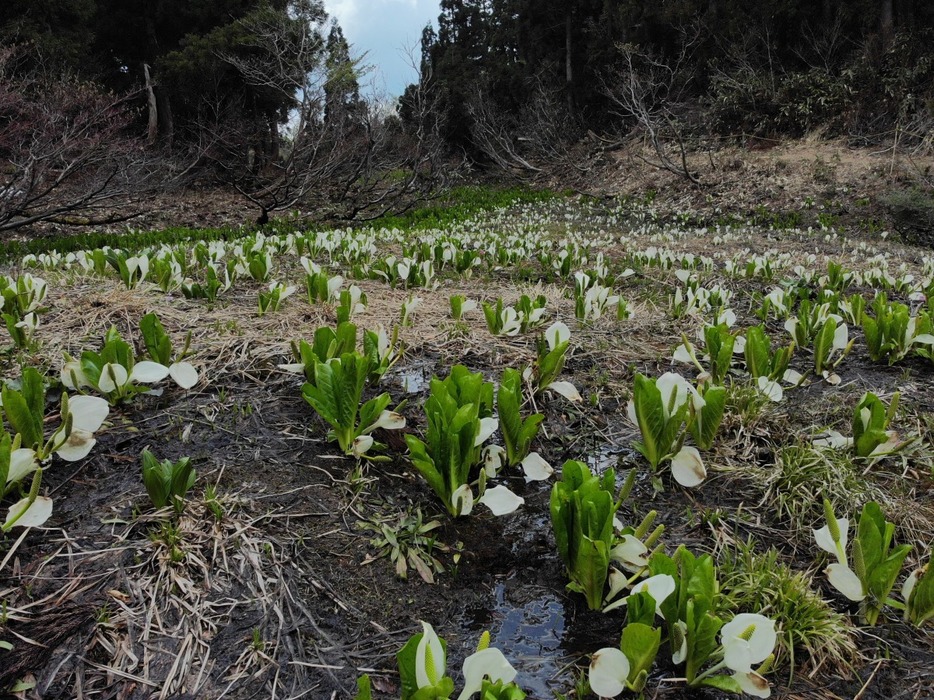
[600,28,703,185]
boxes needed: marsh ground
[1,182,933,700]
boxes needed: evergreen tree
[324,21,364,126]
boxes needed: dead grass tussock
[1,485,386,698]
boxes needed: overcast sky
[324,0,440,98]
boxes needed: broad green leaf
[353,675,373,700]
[2,381,43,451]
[868,544,912,605]
[141,450,170,509]
[689,385,725,450]
[0,431,10,487]
[573,535,610,610]
[140,313,173,365]
[359,393,392,432]
[814,318,836,374]
[700,675,744,693]
[908,563,934,626]
[632,374,666,468]
[620,622,660,689]
[744,326,770,378]
[406,435,447,506]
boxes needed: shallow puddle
[483,583,568,697]
[388,359,433,393]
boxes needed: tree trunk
[895,0,914,30]
[268,114,280,162]
[880,0,894,46]
[156,88,174,146]
[143,63,158,146]
[565,10,574,114]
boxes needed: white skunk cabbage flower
[168,361,199,389]
[632,574,676,611]
[6,448,39,484]
[520,452,553,482]
[365,410,406,433]
[477,485,524,516]
[756,376,783,402]
[545,321,570,350]
[61,358,90,389]
[813,517,849,563]
[671,446,706,487]
[452,484,475,516]
[720,613,777,698]
[610,535,648,572]
[457,646,517,700]
[657,372,705,419]
[4,496,54,529]
[54,395,110,462]
[812,430,852,449]
[415,622,446,690]
[721,613,776,674]
[547,381,582,402]
[589,647,630,698]
[482,445,506,477]
[825,563,865,601]
[721,612,776,675]
[352,435,374,458]
[475,417,498,446]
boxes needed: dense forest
[411,0,934,161]
[1,0,933,227]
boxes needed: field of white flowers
[1,191,932,699]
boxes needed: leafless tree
[467,87,542,173]
[601,29,703,184]
[217,10,446,222]
[0,48,172,233]
[517,71,581,169]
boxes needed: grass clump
[762,443,874,528]
[367,185,558,232]
[721,381,770,431]
[719,540,857,679]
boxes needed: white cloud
[322,0,439,97]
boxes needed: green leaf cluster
[649,547,723,686]
[702,325,735,385]
[631,374,687,470]
[396,632,454,700]
[514,294,546,333]
[301,352,391,455]
[304,270,336,303]
[497,368,543,467]
[405,366,493,515]
[181,264,229,302]
[291,322,395,385]
[140,312,190,366]
[688,384,726,451]
[532,331,569,395]
[862,293,934,364]
[906,560,934,626]
[617,594,662,693]
[104,251,146,289]
[743,325,793,380]
[292,322,358,383]
[550,460,618,609]
[75,327,146,403]
[2,368,47,454]
[482,298,508,335]
[247,251,272,282]
[853,502,912,625]
[141,450,196,514]
[852,392,899,458]
[812,317,850,375]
